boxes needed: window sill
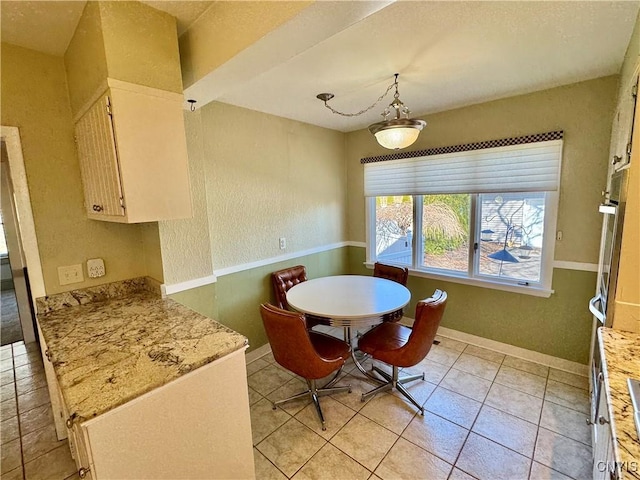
[364,262,554,298]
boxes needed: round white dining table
[286,275,411,328]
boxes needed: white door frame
[1,126,45,343]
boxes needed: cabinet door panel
[108,86,191,222]
[75,93,125,217]
[36,321,67,441]
[83,349,254,479]
[611,74,638,170]
[73,425,94,480]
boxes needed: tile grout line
[12,343,28,480]
[291,377,378,478]
[9,340,78,479]
[527,367,551,479]
[535,373,585,480]
[365,345,457,477]
[249,341,590,479]
[448,344,503,479]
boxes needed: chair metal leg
[322,365,344,389]
[396,381,425,415]
[397,372,425,384]
[317,385,351,396]
[272,390,312,409]
[310,382,326,430]
[360,364,426,414]
[360,380,392,401]
[372,366,392,382]
[271,377,351,431]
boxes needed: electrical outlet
[279,237,286,250]
[87,258,106,278]
[58,264,84,286]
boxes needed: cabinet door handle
[598,415,610,425]
[612,155,623,165]
[45,349,52,362]
[78,467,91,479]
[92,204,104,212]
[66,413,78,429]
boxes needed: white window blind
[364,139,563,197]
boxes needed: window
[365,134,562,295]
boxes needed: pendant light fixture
[317,74,426,150]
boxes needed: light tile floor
[0,341,77,480]
[249,328,593,480]
[0,332,593,480]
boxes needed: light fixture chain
[322,81,396,117]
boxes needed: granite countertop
[599,327,640,479]
[37,279,248,423]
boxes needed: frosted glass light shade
[368,118,426,150]
[374,127,421,150]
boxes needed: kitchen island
[36,277,254,479]
[599,327,640,480]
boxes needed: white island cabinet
[65,349,252,480]
[36,279,255,480]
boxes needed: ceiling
[0,1,212,56]
[1,1,638,133]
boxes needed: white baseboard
[245,343,272,364]
[435,325,588,376]
[249,323,588,376]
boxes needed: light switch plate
[87,258,106,278]
[58,264,84,285]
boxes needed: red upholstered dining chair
[271,265,307,310]
[373,262,410,322]
[358,289,448,414]
[259,304,351,430]
[373,262,409,285]
[271,265,323,329]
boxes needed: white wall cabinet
[610,73,638,172]
[74,80,192,223]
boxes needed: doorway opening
[0,205,23,344]
[1,127,46,345]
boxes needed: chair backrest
[259,303,343,379]
[373,262,409,286]
[271,265,308,310]
[400,289,448,366]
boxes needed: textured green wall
[169,283,218,320]
[349,246,594,364]
[173,244,593,363]
[1,42,149,295]
[346,77,618,265]
[173,247,349,352]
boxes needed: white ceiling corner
[190,1,640,132]
[1,0,638,134]
[0,0,213,56]
[1,1,86,56]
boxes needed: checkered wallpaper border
[360,131,564,164]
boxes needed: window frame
[366,190,558,298]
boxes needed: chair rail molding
[161,274,217,296]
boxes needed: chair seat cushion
[358,322,413,365]
[309,332,351,361]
